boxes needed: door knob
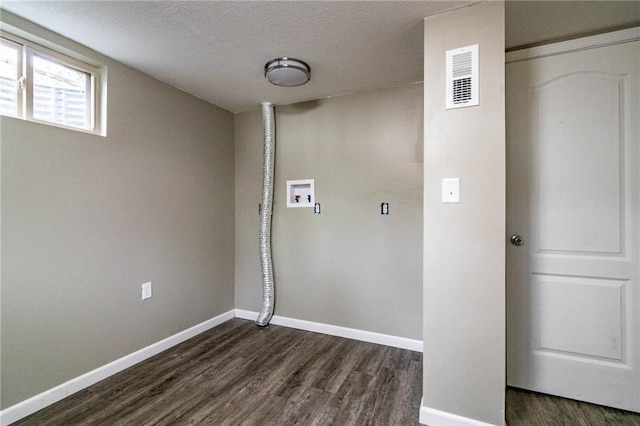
[511,234,524,246]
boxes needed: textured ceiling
[0,1,473,113]
[2,2,639,113]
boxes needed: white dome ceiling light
[264,57,311,87]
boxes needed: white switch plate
[442,178,460,203]
[141,282,152,300]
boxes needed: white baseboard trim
[234,309,423,352]
[0,309,235,426]
[419,402,500,426]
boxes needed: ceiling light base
[265,57,311,87]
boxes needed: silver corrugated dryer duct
[256,102,275,327]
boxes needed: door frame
[506,27,639,64]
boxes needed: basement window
[0,32,103,135]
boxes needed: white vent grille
[446,44,478,109]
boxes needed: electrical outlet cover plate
[142,282,152,300]
[442,178,460,203]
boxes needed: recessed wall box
[286,179,315,208]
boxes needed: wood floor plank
[356,366,397,426]
[310,370,374,426]
[506,387,640,426]
[273,387,332,426]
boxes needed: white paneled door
[506,29,640,412]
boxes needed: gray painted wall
[422,2,505,425]
[505,1,640,49]
[235,84,423,339]
[1,14,235,408]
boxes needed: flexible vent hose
[256,102,275,326]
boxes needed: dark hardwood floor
[506,387,640,426]
[12,319,640,425]
[14,319,422,425]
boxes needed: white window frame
[0,36,24,117]
[0,30,103,135]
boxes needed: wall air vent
[446,44,479,109]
